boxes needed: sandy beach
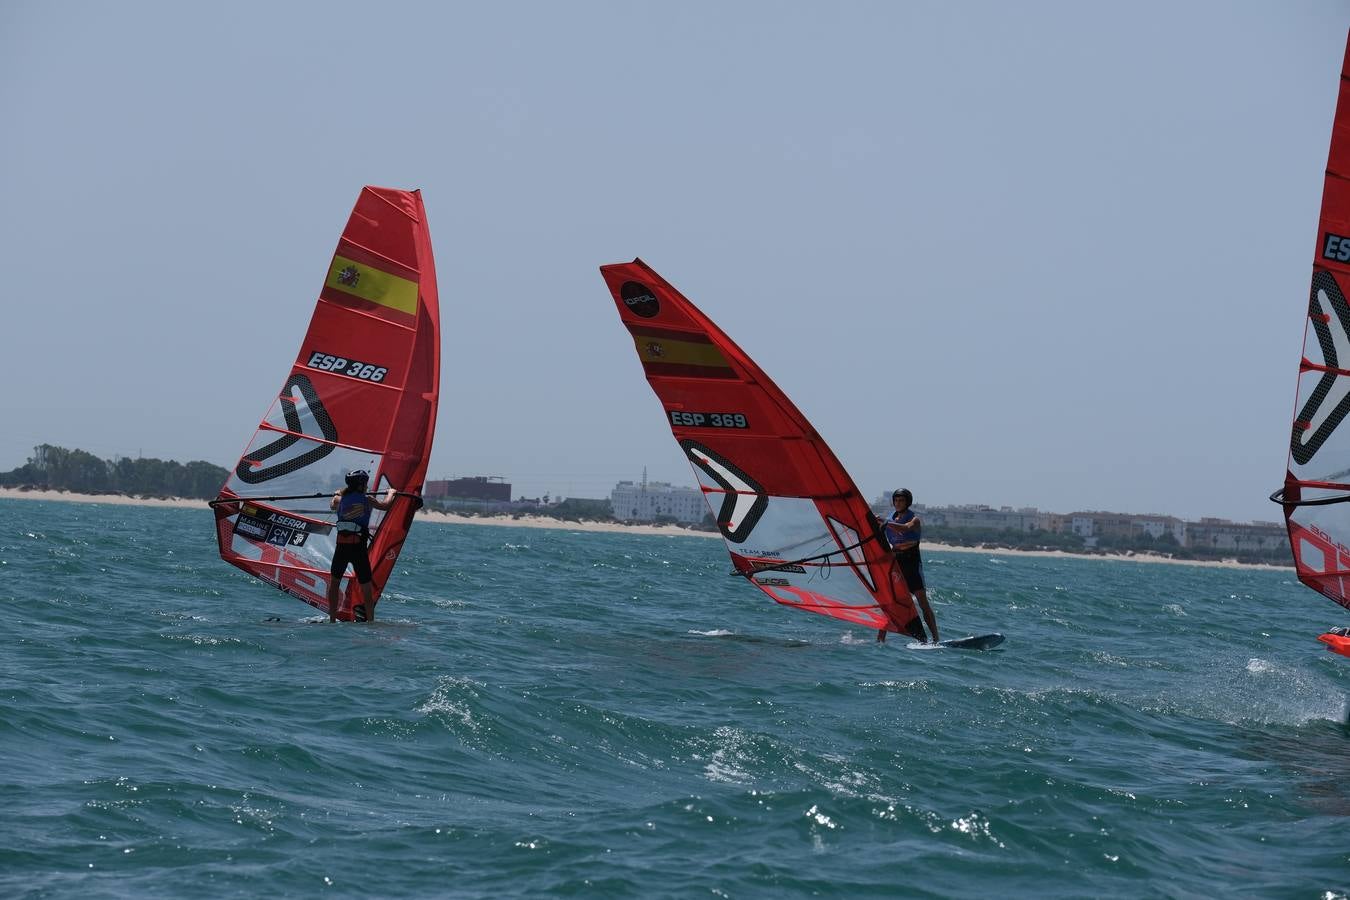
[0,487,208,510]
[0,487,1289,570]
[0,487,721,538]
[416,508,720,539]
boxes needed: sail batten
[602,258,921,634]
[213,187,440,620]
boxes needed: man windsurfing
[328,469,395,623]
[877,488,940,644]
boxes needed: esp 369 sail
[601,259,923,635]
[212,187,440,620]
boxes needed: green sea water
[2,497,1347,898]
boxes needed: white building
[611,480,708,524]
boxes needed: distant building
[1067,511,1184,543]
[426,476,511,502]
[900,502,1044,533]
[836,490,1291,557]
[1184,518,1287,553]
[611,479,707,524]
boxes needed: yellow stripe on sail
[325,255,419,315]
[633,335,730,368]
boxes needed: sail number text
[307,351,388,383]
[669,411,749,429]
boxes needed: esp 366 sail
[600,259,924,635]
[211,187,440,620]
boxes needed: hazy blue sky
[3,1,1347,522]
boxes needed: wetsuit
[886,510,928,640]
[331,490,373,584]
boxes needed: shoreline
[0,487,1291,570]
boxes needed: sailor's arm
[370,488,397,511]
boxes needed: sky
[3,1,1348,523]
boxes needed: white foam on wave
[161,634,244,646]
[949,811,1005,848]
[804,803,838,830]
[688,629,736,637]
[416,676,484,732]
[1140,656,1350,726]
[859,679,927,690]
[701,725,753,784]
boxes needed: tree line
[0,444,228,500]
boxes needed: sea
[2,498,1348,899]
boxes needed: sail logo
[620,281,660,318]
[1293,270,1350,464]
[234,504,329,547]
[680,439,768,543]
[267,527,296,547]
[1323,233,1350,262]
[234,517,268,540]
[235,374,339,484]
[337,265,361,286]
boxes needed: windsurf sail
[1275,32,1350,615]
[211,187,440,620]
[600,259,924,635]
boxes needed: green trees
[541,497,614,521]
[0,444,228,499]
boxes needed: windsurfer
[877,488,940,643]
[327,469,395,622]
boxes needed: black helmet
[892,488,913,503]
[345,469,370,489]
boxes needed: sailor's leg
[901,614,928,642]
[355,580,376,622]
[327,552,346,622]
[351,551,375,622]
[914,589,939,643]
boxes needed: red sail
[1279,32,1350,612]
[212,187,440,620]
[600,259,922,634]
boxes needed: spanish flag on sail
[629,326,737,379]
[324,254,419,315]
